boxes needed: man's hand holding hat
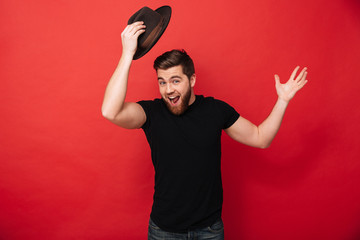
[121,21,146,59]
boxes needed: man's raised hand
[121,21,146,57]
[274,66,308,103]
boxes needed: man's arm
[101,21,147,129]
[225,66,308,148]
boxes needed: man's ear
[190,74,196,87]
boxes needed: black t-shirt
[137,95,240,233]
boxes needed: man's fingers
[290,66,300,80]
[134,29,146,38]
[300,71,308,82]
[295,67,307,82]
[297,79,308,90]
[131,24,146,35]
[130,21,145,30]
[129,21,144,28]
[124,21,145,35]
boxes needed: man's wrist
[277,97,290,105]
[121,51,135,61]
[118,51,135,67]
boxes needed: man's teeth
[169,96,178,101]
[169,96,179,104]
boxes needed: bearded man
[101,21,308,240]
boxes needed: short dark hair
[153,49,195,79]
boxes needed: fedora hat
[128,6,172,60]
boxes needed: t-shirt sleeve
[214,99,240,129]
[137,100,153,130]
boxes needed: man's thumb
[274,74,280,86]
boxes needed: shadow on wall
[345,0,360,24]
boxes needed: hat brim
[133,6,172,60]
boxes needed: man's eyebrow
[157,75,182,81]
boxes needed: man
[102,21,308,240]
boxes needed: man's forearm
[101,53,133,119]
[257,98,289,148]
[225,67,307,149]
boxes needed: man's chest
[150,111,223,148]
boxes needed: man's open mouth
[169,96,180,105]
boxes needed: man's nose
[166,84,174,94]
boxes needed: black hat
[128,6,172,60]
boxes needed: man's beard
[163,86,191,116]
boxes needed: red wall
[1,0,360,239]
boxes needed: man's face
[157,65,195,116]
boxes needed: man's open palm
[275,66,308,102]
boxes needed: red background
[1,0,360,239]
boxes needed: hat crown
[127,6,165,51]
[127,6,172,60]
[128,6,162,30]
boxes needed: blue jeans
[148,218,224,240]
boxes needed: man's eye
[159,82,166,85]
[173,80,180,84]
